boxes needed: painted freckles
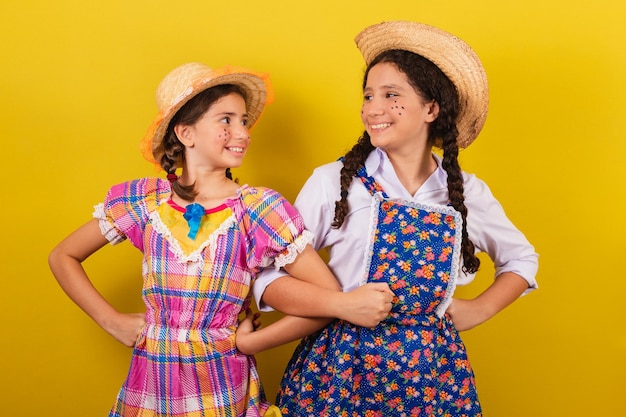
[218,128,231,141]
[391,100,405,116]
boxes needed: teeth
[228,147,244,152]
[371,123,391,129]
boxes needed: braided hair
[333,49,480,274]
[158,84,245,200]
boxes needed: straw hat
[355,21,488,148]
[141,62,272,165]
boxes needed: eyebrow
[215,111,248,118]
[364,84,406,91]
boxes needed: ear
[425,100,440,123]
[174,124,194,147]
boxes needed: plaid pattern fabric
[97,178,301,417]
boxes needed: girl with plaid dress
[48,62,393,417]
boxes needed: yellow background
[2,0,624,415]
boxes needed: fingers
[367,282,396,296]
[252,312,262,330]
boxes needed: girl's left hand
[445,298,489,331]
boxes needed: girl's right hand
[103,312,146,347]
[339,282,395,328]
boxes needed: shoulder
[460,171,496,201]
[236,185,295,214]
[105,177,170,208]
[235,185,303,226]
[301,160,343,194]
[238,185,284,204]
[311,160,343,179]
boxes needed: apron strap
[338,157,390,198]
[341,158,454,207]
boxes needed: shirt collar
[364,148,448,196]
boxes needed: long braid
[332,133,374,228]
[160,125,197,200]
[440,133,480,274]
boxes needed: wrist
[469,297,495,325]
[97,309,122,334]
[329,291,348,321]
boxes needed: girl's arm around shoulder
[48,219,145,347]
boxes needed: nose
[233,123,250,140]
[363,97,385,117]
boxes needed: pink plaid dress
[94,177,306,417]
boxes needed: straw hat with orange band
[140,62,273,169]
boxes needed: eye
[386,92,399,98]
[220,116,231,124]
[363,93,373,101]
[241,118,249,127]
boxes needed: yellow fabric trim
[156,203,232,255]
[264,405,282,417]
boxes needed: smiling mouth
[370,123,392,130]
[226,146,245,153]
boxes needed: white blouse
[253,148,539,312]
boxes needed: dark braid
[334,49,480,272]
[332,133,374,228]
[160,125,196,200]
[155,84,247,200]
[441,134,480,274]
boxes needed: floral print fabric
[276,169,482,416]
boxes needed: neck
[176,169,239,207]
[387,149,437,196]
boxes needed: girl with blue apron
[277,166,483,416]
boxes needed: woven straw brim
[355,21,488,148]
[144,63,270,165]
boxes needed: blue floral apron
[277,167,482,416]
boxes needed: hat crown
[155,62,215,113]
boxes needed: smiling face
[175,92,251,172]
[361,62,439,157]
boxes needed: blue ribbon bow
[183,203,205,240]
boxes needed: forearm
[475,271,530,320]
[48,219,120,330]
[448,271,530,331]
[49,249,120,329]
[238,315,332,355]
[262,276,343,318]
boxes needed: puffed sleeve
[238,186,313,272]
[92,177,168,251]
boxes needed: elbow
[48,245,61,273]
